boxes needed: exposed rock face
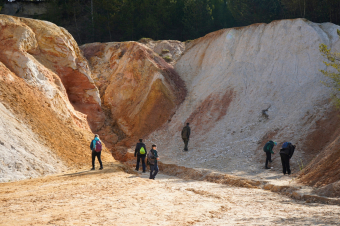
[0,15,111,182]
[0,15,104,131]
[140,39,185,65]
[81,42,186,142]
[146,19,340,180]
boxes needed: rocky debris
[0,15,105,131]
[139,39,185,65]
[81,41,186,144]
[315,180,340,198]
[146,19,340,186]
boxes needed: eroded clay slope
[81,42,186,146]
[0,15,105,131]
[147,19,340,180]
[0,15,111,181]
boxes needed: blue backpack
[282,142,291,149]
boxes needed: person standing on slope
[263,140,277,169]
[147,144,159,180]
[90,134,103,170]
[134,139,147,173]
[279,142,296,175]
[181,123,191,151]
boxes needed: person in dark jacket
[263,140,277,169]
[134,139,147,173]
[90,134,103,170]
[279,142,296,175]
[147,144,159,180]
[181,123,191,151]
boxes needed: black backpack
[147,150,155,165]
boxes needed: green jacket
[264,141,275,154]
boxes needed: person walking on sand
[134,139,147,173]
[279,142,296,175]
[263,140,277,169]
[147,144,159,180]
[181,123,191,151]
[90,134,103,170]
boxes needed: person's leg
[153,162,159,179]
[91,151,95,169]
[280,153,286,174]
[149,164,154,179]
[136,155,140,171]
[141,156,146,172]
[184,138,189,151]
[265,152,270,168]
[98,152,103,169]
[286,156,291,175]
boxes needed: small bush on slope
[320,29,340,108]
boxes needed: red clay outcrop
[0,15,105,131]
[81,42,186,144]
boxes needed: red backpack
[95,140,102,152]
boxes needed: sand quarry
[1,15,340,225]
[1,160,340,226]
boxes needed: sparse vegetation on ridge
[320,29,340,108]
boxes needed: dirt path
[1,162,339,226]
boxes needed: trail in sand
[1,162,339,226]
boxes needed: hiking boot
[265,167,270,169]
[99,167,103,170]
[142,171,146,173]
[269,160,273,163]
[91,168,95,170]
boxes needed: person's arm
[134,144,139,157]
[289,145,295,159]
[270,144,274,154]
[188,127,191,138]
[154,150,159,160]
[181,128,184,138]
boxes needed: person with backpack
[90,134,103,170]
[134,139,147,173]
[279,142,296,175]
[181,123,191,151]
[147,144,159,180]
[263,140,277,169]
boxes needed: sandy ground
[1,161,339,226]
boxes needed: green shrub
[162,55,172,62]
[138,38,153,44]
[320,29,340,108]
[162,49,170,53]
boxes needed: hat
[273,141,277,146]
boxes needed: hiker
[147,144,159,180]
[181,123,191,151]
[263,140,277,169]
[134,139,147,173]
[90,134,103,170]
[279,142,296,175]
